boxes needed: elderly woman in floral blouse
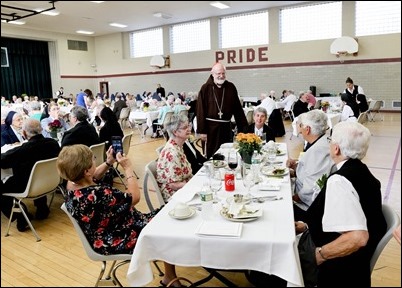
[157,114,193,202]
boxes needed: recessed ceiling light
[35,9,60,16]
[153,12,172,19]
[76,30,95,35]
[8,20,26,25]
[109,23,128,28]
[210,1,230,9]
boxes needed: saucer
[169,207,196,220]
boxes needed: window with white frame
[356,1,401,36]
[219,11,268,49]
[280,2,342,43]
[170,20,210,54]
[129,27,163,58]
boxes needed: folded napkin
[195,221,243,238]
[228,202,244,217]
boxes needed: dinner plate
[206,160,227,168]
[261,167,289,176]
[168,207,196,220]
[226,195,252,205]
[220,209,260,222]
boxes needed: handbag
[298,229,318,287]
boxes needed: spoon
[254,196,283,203]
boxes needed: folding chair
[153,111,174,140]
[118,107,132,129]
[370,204,400,274]
[367,100,383,122]
[61,203,132,287]
[113,132,139,189]
[4,157,62,241]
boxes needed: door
[100,81,109,98]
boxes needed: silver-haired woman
[156,114,193,202]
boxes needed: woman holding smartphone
[99,106,124,149]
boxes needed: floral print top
[65,185,160,255]
[156,138,193,202]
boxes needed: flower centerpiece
[321,101,330,112]
[57,98,68,107]
[235,133,262,164]
[48,119,63,139]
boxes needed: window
[130,27,163,58]
[356,1,401,36]
[280,2,342,43]
[170,19,210,54]
[219,11,268,48]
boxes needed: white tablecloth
[129,110,160,131]
[126,143,304,287]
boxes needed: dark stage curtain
[1,37,52,100]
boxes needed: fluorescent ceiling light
[76,30,94,35]
[109,23,127,28]
[35,9,60,16]
[90,1,105,3]
[8,20,26,25]
[210,1,230,9]
[153,12,172,19]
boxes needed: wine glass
[228,150,238,171]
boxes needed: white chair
[114,132,139,188]
[118,107,132,129]
[357,111,368,125]
[132,117,147,138]
[367,100,383,122]
[61,203,131,287]
[4,157,62,241]
[143,160,165,212]
[89,142,106,167]
[153,111,174,140]
[245,109,254,125]
[313,99,322,110]
[370,204,401,274]
[155,145,164,157]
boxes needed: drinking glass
[242,165,255,194]
[228,150,238,171]
[209,170,222,200]
[260,133,267,145]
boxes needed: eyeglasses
[178,123,192,130]
[327,136,332,143]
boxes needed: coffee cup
[173,202,191,217]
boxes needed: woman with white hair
[295,121,386,287]
[156,114,193,202]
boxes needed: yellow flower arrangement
[321,101,330,108]
[235,133,262,155]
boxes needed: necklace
[213,86,225,119]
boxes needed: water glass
[209,170,222,200]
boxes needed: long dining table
[126,143,304,287]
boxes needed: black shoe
[35,206,50,220]
[16,212,34,232]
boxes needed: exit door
[100,82,109,98]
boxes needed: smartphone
[111,136,123,157]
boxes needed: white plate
[206,160,227,168]
[169,207,196,220]
[226,195,252,205]
[261,167,289,176]
[220,210,260,222]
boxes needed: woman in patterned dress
[157,114,193,202]
[57,144,182,286]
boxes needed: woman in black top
[99,107,124,149]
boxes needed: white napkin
[195,221,242,238]
[228,202,244,217]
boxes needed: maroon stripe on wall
[61,57,401,79]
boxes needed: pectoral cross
[218,111,223,119]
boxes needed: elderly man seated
[287,110,335,221]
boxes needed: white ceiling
[1,1,310,37]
